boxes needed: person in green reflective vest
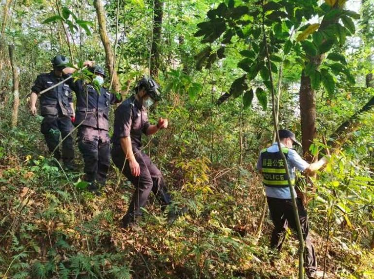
[257,129,328,279]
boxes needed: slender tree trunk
[1,0,13,35]
[54,0,74,60]
[93,0,121,93]
[9,45,19,128]
[299,3,339,161]
[299,72,317,161]
[150,0,163,78]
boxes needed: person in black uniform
[111,76,175,228]
[30,55,75,170]
[65,65,122,193]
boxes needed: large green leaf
[310,70,321,90]
[342,68,355,84]
[238,58,253,72]
[270,54,283,62]
[329,62,344,74]
[341,15,355,34]
[336,23,347,45]
[318,39,335,54]
[321,68,335,97]
[62,7,71,20]
[231,6,249,20]
[260,64,269,81]
[324,9,342,20]
[229,75,248,98]
[327,53,347,64]
[302,40,318,56]
[240,50,256,59]
[188,83,202,101]
[255,88,267,110]
[243,89,254,109]
[284,40,292,55]
[222,29,234,43]
[312,31,324,47]
[247,62,261,80]
[42,15,64,24]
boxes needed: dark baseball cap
[278,129,301,146]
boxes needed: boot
[87,182,101,196]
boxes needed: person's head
[134,76,161,108]
[278,129,301,148]
[90,65,106,86]
[51,55,69,76]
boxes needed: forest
[0,0,373,278]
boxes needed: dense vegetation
[0,0,373,278]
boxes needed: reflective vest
[260,147,294,187]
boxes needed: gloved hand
[71,116,76,123]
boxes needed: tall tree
[9,45,19,128]
[150,0,163,78]
[93,0,121,92]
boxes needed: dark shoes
[121,214,141,230]
[87,182,101,196]
[63,161,78,172]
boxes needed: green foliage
[42,6,93,35]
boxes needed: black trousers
[112,145,172,223]
[267,197,317,273]
[41,115,74,163]
[78,127,110,184]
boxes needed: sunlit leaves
[42,7,92,35]
[297,23,320,42]
[325,0,337,7]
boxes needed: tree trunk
[299,72,317,161]
[93,0,121,93]
[1,0,13,36]
[9,45,19,128]
[150,0,163,78]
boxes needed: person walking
[65,64,122,194]
[111,76,178,228]
[257,129,328,279]
[30,55,75,170]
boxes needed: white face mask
[143,97,154,108]
[93,75,104,86]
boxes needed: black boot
[87,182,101,196]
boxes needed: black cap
[278,129,301,146]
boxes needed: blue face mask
[93,75,104,86]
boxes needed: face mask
[143,97,154,108]
[93,75,104,86]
